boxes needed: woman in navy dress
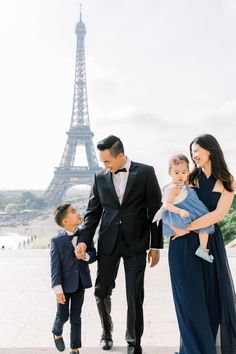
[168,134,236,354]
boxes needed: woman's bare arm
[187,188,235,231]
[171,180,236,237]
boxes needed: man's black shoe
[53,335,65,352]
[127,344,142,354]
[100,338,113,350]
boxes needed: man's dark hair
[97,135,124,157]
[54,203,71,227]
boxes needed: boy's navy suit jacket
[50,229,96,293]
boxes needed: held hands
[74,242,87,259]
[56,293,66,304]
[148,249,160,268]
[77,252,87,260]
[179,209,190,218]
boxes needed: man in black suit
[75,135,163,354]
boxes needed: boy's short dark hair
[54,203,71,227]
[97,135,124,157]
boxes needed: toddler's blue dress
[153,184,215,237]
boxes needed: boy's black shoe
[53,335,65,352]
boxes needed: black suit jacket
[80,161,163,254]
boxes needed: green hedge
[219,195,236,244]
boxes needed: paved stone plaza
[0,248,235,354]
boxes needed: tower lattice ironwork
[44,8,100,206]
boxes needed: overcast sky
[0,0,236,190]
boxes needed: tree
[5,203,19,213]
[19,192,35,207]
[0,194,6,210]
[220,195,236,244]
[19,192,45,210]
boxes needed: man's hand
[171,226,189,240]
[148,249,160,268]
[56,293,66,304]
[75,242,87,259]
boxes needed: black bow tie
[114,167,127,174]
[68,234,75,242]
[68,229,80,242]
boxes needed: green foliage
[231,195,236,210]
[0,193,6,209]
[18,191,45,209]
[0,191,45,212]
[5,203,19,213]
[219,195,236,244]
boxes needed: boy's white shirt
[53,228,90,295]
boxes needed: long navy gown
[168,172,236,354]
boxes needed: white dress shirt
[112,158,131,204]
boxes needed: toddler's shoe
[195,246,214,263]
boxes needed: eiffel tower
[44,7,100,206]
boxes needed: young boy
[50,203,96,354]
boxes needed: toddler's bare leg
[199,232,209,249]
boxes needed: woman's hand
[171,226,190,240]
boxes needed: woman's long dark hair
[188,134,234,192]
